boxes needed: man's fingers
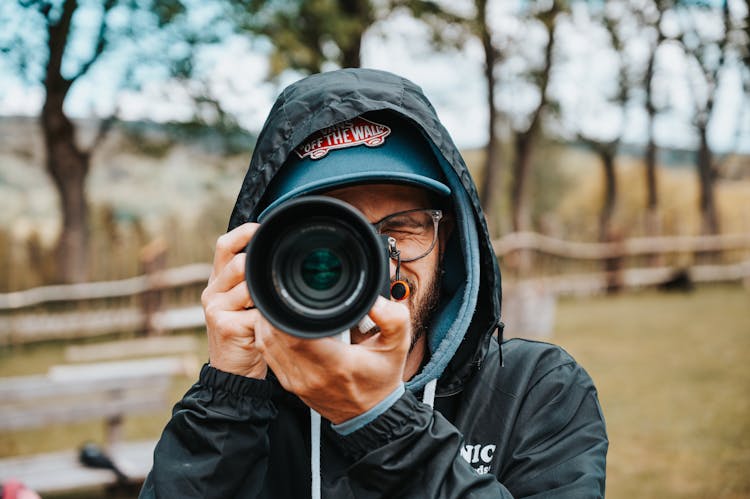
[214,281,254,311]
[208,308,258,335]
[211,223,259,281]
[208,253,248,294]
[254,323,347,392]
[257,326,340,360]
[368,297,410,343]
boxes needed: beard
[398,260,443,353]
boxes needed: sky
[0,2,747,153]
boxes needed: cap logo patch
[295,117,391,160]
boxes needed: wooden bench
[0,356,196,495]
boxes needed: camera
[245,196,390,338]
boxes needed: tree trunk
[697,125,720,235]
[598,147,617,242]
[644,134,663,266]
[644,43,661,240]
[42,90,90,283]
[508,133,535,275]
[42,0,91,283]
[477,0,501,236]
[643,21,665,263]
[509,5,557,235]
[644,136,660,233]
[340,35,361,68]
[511,133,532,233]
[338,0,370,68]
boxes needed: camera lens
[271,220,365,316]
[246,196,389,338]
[301,249,342,291]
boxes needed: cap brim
[258,172,450,222]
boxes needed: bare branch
[578,134,619,156]
[643,3,667,117]
[85,112,118,156]
[17,0,51,13]
[676,2,731,127]
[45,0,77,93]
[521,6,559,137]
[68,0,117,83]
[714,84,749,172]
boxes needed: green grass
[1,286,748,498]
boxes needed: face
[325,184,448,380]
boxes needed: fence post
[139,238,168,336]
[604,230,624,294]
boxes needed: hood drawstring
[422,378,437,408]
[309,378,438,499]
[311,409,321,499]
[310,329,349,499]
[309,328,438,499]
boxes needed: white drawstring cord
[310,329,352,499]
[310,409,321,499]
[311,330,437,498]
[422,378,437,408]
[313,378,438,497]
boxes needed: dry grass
[554,284,750,499]
[1,286,748,498]
[556,158,750,239]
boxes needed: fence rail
[506,259,750,296]
[0,263,212,310]
[1,233,748,346]
[492,232,750,259]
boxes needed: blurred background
[0,0,748,498]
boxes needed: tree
[575,3,632,243]
[382,0,508,230]
[475,0,504,235]
[674,0,742,235]
[635,0,670,238]
[230,0,379,75]
[507,2,566,234]
[402,1,566,237]
[42,0,111,284]
[2,0,203,283]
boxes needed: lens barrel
[245,196,389,338]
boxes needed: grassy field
[554,284,750,499]
[0,284,748,498]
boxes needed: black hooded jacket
[140,69,607,498]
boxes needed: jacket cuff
[336,390,431,461]
[331,384,405,435]
[199,363,274,399]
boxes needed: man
[141,69,607,498]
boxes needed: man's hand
[254,297,411,424]
[202,223,267,379]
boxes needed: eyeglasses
[372,208,443,262]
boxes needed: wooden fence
[1,233,748,346]
[493,232,750,260]
[497,231,750,293]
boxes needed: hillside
[0,116,252,245]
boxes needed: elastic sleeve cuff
[336,390,431,460]
[331,384,405,435]
[199,363,274,399]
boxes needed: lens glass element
[301,248,342,291]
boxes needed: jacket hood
[229,68,502,394]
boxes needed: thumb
[368,296,411,345]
